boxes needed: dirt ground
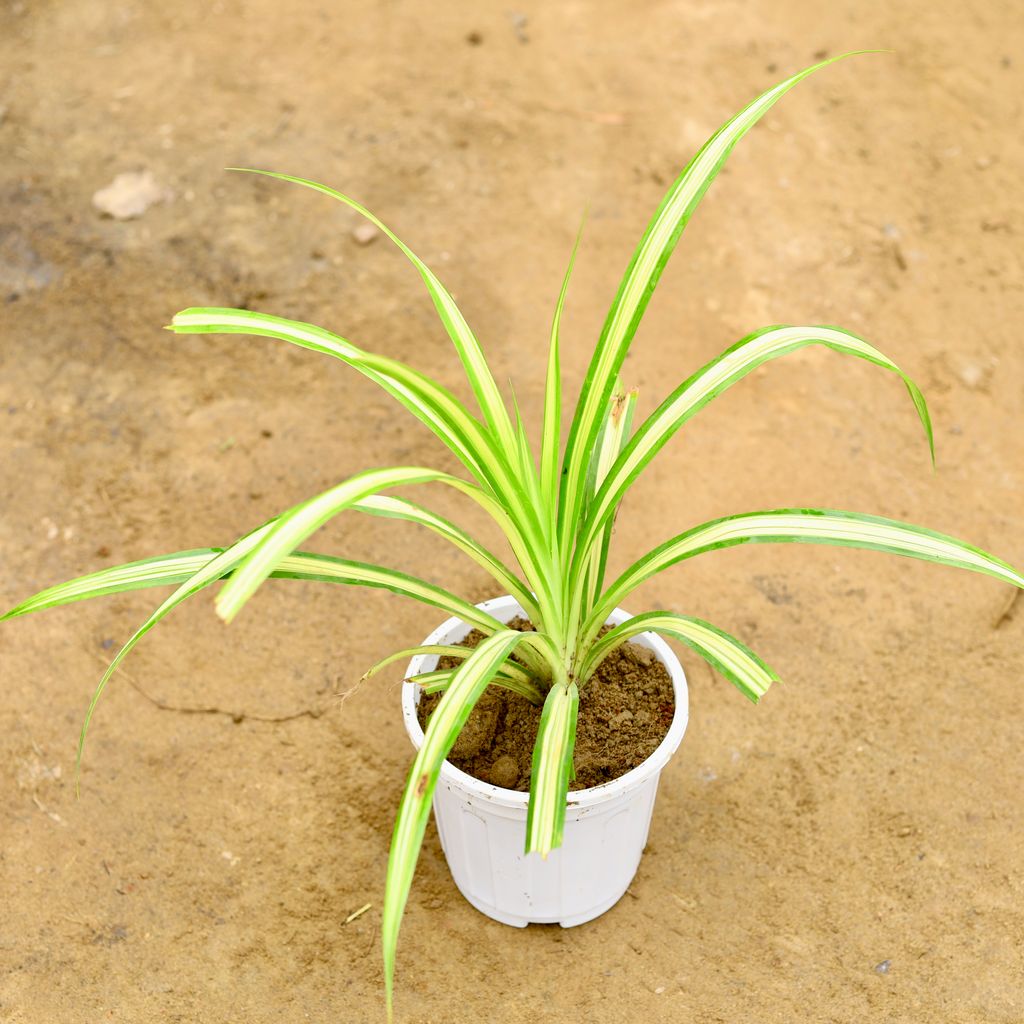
[2,2,1022,1021]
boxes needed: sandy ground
[2,2,1023,1021]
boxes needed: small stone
[351,223,379,246]
[875,959,892,974]
[958,363,986,390]
[975,155,992,170]
[509,11,528,43]
[487,755,520,790]
[92,171,172,220]
[609,710,633,729]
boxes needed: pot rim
[401,595,689,811]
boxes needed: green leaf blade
[71,521,277,778]
[350,494,540,622]
[410,667,544,704]
[591,509,1024,639]
[224,169,518,454]
[580,611,778,703]
[524,681,580,858]
[559,54,866,552]
[170,307,500,490]
[573,323,935,572]
[363,643,537,690]
[170,307,559,631]
[383,629,545,1015]
[215,467,458,623]
[541,219,586,520]
[1,550,217,620]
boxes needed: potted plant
[5,53,1022,1017]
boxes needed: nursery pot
[401,595,689,928]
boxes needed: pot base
[451,879,630,928]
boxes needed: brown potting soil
[416,618,675,791]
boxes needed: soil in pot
[416,618,675,792]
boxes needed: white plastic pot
[401,595,688,928]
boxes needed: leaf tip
[213,592,238,624]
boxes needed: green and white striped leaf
[590,508,1024,639]
[1,549,233,620]
[170,307,559,629]
[559,54,861,551]
[573,324,933,571]
[578,384,638,620]
[540,220,585,524]
[226,169,518,455]
[216,467,467,623]
[3,548,507,640]
[409,667,544,704]
[510,384,545,518]
[524,680,580,857]
[350,494,540,622]
[270,552,506,633]
[383,629,543,1014]
[579,611,778,702]
[170,307,500,493]
[2,535,524,780]
[362,643,536,690]
[403,669,455,692]
[68,521,276,777]
[257,551,549,668]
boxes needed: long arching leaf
[2,548,507,637]
[383,629,548,1016]
[216,467,465,622]
[226,169,519,456]
[589,509,1024,640]
[170,307,499,494]
[558,53,864,554]
[524,680,580,857]
[571,323,933,575]
[170,307,559,628]
[362,644,536,691]
[1,550,230,619]
[350,494,540,622]
[578,611,778,702]
[69,521,277,778]
[540,220,586,524]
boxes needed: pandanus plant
[4,54,1022,1012]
